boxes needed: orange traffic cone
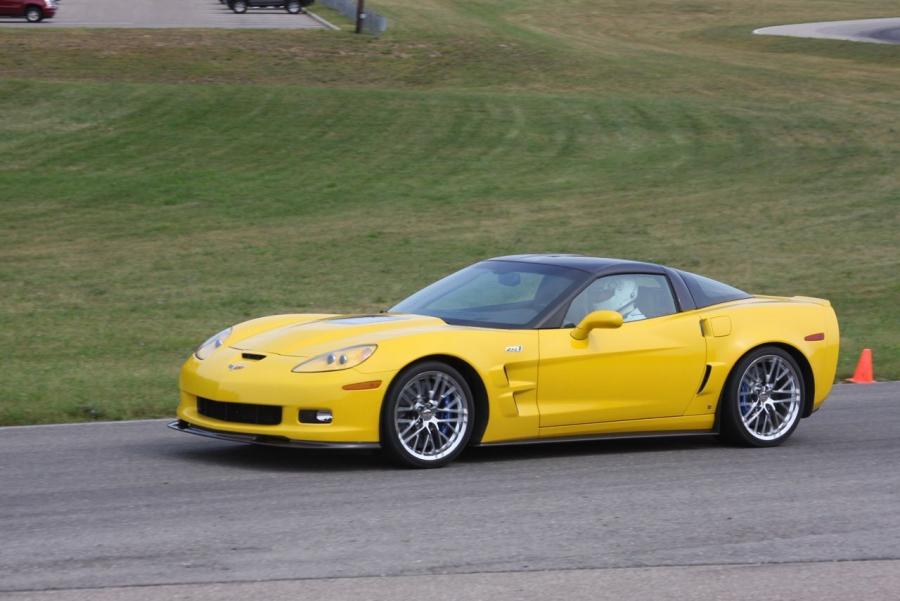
[846,348,874,384]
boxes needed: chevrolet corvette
[169,255,840,467]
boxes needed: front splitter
[167,420,379,450]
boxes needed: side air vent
[697,365,712,394]
[241,353,266,361]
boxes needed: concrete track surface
[0,0,326,29]
[1,383,899,600]
[754,17,900,45]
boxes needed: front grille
[196,397,282,426]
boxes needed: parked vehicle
[0,0,57,22]
[227,0,314,14]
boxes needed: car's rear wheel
[25,6,44,22]
[285,0,302,13]
[720,347,804,447]
[230,0,248,13]
[381,362,474,468]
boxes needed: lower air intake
[196,397,282,426]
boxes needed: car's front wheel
[720,347,805,446]
[230,0,248,13]
[285,0,302,13]
[25,5,44,22]
[381,362,474,468]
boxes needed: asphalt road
[1,383,899,600]
[754,17,900,45]
[0,0,329,29]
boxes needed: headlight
[194,327,233,360]
[292,345,377,373]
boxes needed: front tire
[286,0,302,13]
[381,362,474,468]
[230,0,248,13]
[720,347,804,447]
[25,6,43,22]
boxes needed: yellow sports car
[170,255,840,468]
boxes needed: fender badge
[228,363,246,371]
[505,345,523,353]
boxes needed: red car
[0,0,57,22]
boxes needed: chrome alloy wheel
[737,354,801,441]
[394,370,469,462]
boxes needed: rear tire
[286,0,302,13]
[720,346,805,447]
[380,361,474,468]
[230,0,248,13]
[25,5,43,22]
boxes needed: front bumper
[168,420,379,449]
[176,350,394,444]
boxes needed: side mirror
[570,310,623,340]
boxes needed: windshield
[390,261,584,328]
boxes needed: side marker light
[342,380,382,391]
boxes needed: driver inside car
[588,275,646,322]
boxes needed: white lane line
[0,418,172,431]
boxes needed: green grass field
[1,0,898,424]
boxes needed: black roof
[489,254,666,275]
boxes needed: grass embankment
[0,1,898,424]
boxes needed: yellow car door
[536,274,707,428]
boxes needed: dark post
[355,0,366,34]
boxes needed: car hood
[230,314,447,357]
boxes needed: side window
[678,270,750,308]
[563,274,677,327]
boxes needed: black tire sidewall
[26,6,43,21]
[286,1,301,12]
[721,346,804,447]
[232,1,247,13]
[380,361,475,468]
